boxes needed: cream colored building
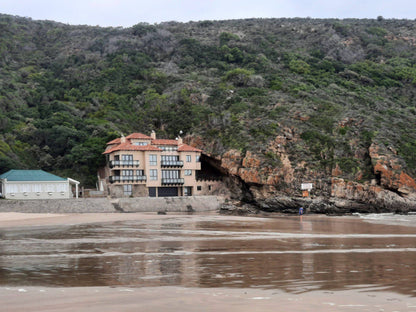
[101,132,222,197]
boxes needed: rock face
[369,143,416,193]
[192,136,416,214]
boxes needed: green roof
[0,170,66,182]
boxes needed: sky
[1,0,415,27]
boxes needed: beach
[1,212,416,311]
[2,285,416,312]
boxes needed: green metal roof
[0,170,66,182]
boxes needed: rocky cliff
[188,134,416,214]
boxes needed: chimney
[120,134,126,143]
[151,130,156,140]
[177,130,183,145]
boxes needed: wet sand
[1,212,416,311]
[2,285,416,312]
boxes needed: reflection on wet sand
[1,214,416,297]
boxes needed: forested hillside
[1,14,416,192]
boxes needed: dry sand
[1,212,416,311]
[0,212,169,228]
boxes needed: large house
[100,132,221,197]
[0,170,80,199]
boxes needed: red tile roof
[126,133,153,140]
[106,138,121,145]
[152,139,179,145]
[178,144,202,152]
[104,133,202,154]
[103,142,161,154]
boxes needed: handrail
[161,160,184,167]
[161,178,184,185]
[109,175,147,182]
[109,160,140,167]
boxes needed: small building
[0,170,80,200]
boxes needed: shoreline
[2,285,416,312]
[0,210,413,229]
[0,212,177,228]
[0,211,363,229]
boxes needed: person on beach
[299,207,304,215]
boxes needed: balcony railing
[109,175,147,183]
[161,178,184,185]
[161,160,184,168]
[109,160,140,168]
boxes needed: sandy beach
[1,212,416,311]
[0,211,170,228]
[2,285,416,312]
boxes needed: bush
[223,68,254,86]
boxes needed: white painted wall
[1,180,71,199]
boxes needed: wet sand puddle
[1,214,416,297]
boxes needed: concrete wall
[114,195,225,213]
[0,198,115,213]
[0,196,224,213]
[2,181,71,199]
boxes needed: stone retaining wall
[114,196,225,213]
[0,198,115,213]
[0,196,224,213]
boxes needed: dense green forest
[1,14,416,186]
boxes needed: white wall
[2,180,71,199]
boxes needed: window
[122,170,134,176]
[185,170,192,176]
[47,184,55,192]
[7,184,18,193]
[197,186,202,191]
[184,187,192,196]
[186,155,191,162]
[21,184,31,193]
[149,154,157,166]
[196,155,201,162]
[56,183,67,193]
[123,184,132,196]
[136,170,144,176]
[161,170,180,179]
[133,142,148,146]
[121,154,133,161]
[150,169,158,180]
[159,146,178,151]
[161,155,179,162]
[33,184,42,193]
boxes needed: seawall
[0,198,116,213]
[113,196,225,213]
[0,196,225,213]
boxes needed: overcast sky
[1,0,415,27]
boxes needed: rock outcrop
[191,135,416,215]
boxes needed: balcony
[109,160,140,168]
[161,160,184,168]
[109,175,147,183]
[161,178,184,185]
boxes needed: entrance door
[149,187,156,197]
[184,186,192,196]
